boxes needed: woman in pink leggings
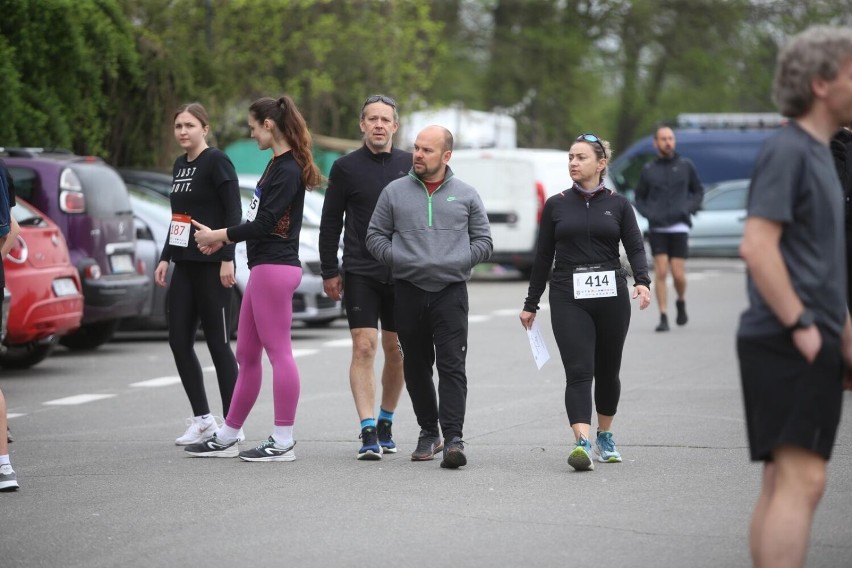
[186,95,322,462]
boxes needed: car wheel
[0,338,57,369]
[228,288,242,339]
[59,320,118,351]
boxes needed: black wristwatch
[786,309,816,333]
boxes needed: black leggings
[168,261,238,417]
[549,279,631,425]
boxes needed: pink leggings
[224,264,302,428]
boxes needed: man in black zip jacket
[634,126,703,332]
[319,95,412,460]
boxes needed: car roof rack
[676,113,786,130]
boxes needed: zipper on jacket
[408,170,453,227]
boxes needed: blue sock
[378,408,394,423]
[360,418,376,430]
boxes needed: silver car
[123,174,343,333]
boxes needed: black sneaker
[377,419,397,454]
[410,429,443,461]
[676,300,688,326]
[655,313,670,332]
[357,426,382,461]
[440,436,467,469]
[239,437,296,462]
[184,434,239,458]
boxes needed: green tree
[0,0,142,158]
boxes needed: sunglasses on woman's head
[576,133,606,157]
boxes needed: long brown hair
[249,96,322,189]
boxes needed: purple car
[2,149,150,350]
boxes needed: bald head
[413,125,454,182]
[653,126,676,158]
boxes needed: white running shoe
[175,416,219,446]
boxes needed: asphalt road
[1,259,850,568]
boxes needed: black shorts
[648,232,689,258]
[737,331,844,462]
[343,272,396,331]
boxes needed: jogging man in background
[635,126,703,332]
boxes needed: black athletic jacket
[634,153,703,229]
[319,145,411,283]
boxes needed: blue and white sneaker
[357,426,383,460]
[377,419,397,454]
[594,431,623,463]
[567,437,595,471]
[184,434,239,458]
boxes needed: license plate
[52,278,79,297]
[110,254,135,274]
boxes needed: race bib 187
[169,214,192,247]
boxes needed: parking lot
[2,260,850,568]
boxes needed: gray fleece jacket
[366,167,493,292]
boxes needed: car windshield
[10,199,46,226]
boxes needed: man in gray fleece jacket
[366,125,492,469]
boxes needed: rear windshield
[72,163,133,218]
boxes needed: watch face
[800,310,816,328]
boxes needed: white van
[448,148,570,275]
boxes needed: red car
[1,198,84,369]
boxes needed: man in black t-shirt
[319,95,411,460]
[737,26,852,568]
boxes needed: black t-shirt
[227,151,304,269]
[523,187,650,311]
[738,122,847,337]
[159,147,242,264]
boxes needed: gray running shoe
[440,436,467,469]
[0,463,19,491]
[184,434,239,458]
[411,430,443,461]
[239,437,296,462]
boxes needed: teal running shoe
[567,437,594,471]
[594,431,623,463]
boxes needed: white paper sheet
[526,321,550,370]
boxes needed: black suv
[2,148,150,349]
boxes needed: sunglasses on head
[363,94,397,109]
[576,133,606,157]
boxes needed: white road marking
[323,338,353,348]
[7,413,25,419]
[130,376,182,388]
[468,315,491,323]
[293,349,319,358]
[44,394,116,406]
